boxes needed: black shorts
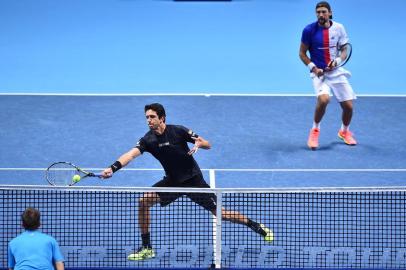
[152,173,217,211]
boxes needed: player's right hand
[313,67,324,77]
[101,168,113,179]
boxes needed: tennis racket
[46,161,102,186]
[319,42,352,79]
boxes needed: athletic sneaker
[127,247,155,261]
[307,128,320,150]
[260,224,274,243]
[338,130,357,145]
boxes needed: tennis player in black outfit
[102,103,273,261]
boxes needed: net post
[209,169,216,187]
[214,189,222,269]
[209,169,218,268]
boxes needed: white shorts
[310,68,356,102]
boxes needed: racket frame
[317,42,352,81]
[320,42,352,71]
[45,161,101,186]
[333,42,352,69]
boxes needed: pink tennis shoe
[338,130,357,145]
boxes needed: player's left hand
[313,67,324,77]
[188,137,203,155]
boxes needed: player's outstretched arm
[101,148,142,178]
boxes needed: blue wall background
[1,0,405,94]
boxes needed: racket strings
[47,163,83,185]
[317,43,352,69]
[337,43,352,67]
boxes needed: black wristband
[110,161,122,173]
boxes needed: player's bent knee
[221,210,238,220]
[139,194,156,208]
[318,95,330,106]
[340,100,353,111]
[138,197,147,208]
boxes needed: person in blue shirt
[299,1,357,150]
[8,208,64,270]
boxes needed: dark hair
[21,207,41,230]
[145,103,166,122]
[316,1,333,19]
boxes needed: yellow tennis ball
[72,174,81,182]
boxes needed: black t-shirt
[135,125,202,183]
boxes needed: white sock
[312,122,320,129]
[341,124,349,132]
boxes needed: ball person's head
[21,207,41,230]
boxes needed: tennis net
[1,185,405,269]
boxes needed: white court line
[0,93,406,97]
[1,168,405,172]
[204,168,406,172]
[0,93,314,96]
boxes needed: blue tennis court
[1,95,405,187]
[1,95,406,270]
[1,0,406,269]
